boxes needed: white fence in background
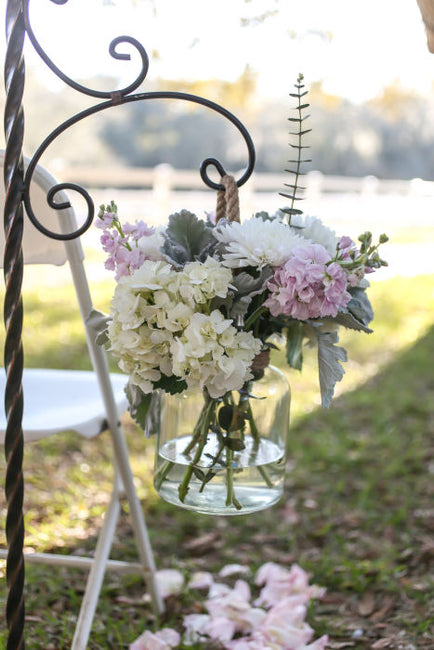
[27,164,434,287]
[58,164,434,199]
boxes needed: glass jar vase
[153,366,290,515]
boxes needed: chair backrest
[1,151,123,431]
[0,150,84,267]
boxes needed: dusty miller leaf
[125,382,154,432]
[162,210,215,266]
[315,330,348,408]
[333,310,373,333]
[227,269,272,319]
[86,308,110,345]
[346,286,374,326]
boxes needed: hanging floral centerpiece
[95,76,388,515]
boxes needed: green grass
[1,273,434,648]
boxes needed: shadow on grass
[1,325,433,648]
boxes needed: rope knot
[215,175,240,224]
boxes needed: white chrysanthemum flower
[291,214,339,255]
[213,217,305,269]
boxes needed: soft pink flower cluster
[96,210,156,280]
[130,563,328,649]
[265,242,352,320]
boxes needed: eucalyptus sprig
[280,73,312,223]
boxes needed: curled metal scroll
[22,0,256,241]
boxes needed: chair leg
[71,486,121,650]
[110,425,164,616]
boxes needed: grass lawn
[0,273,434,649]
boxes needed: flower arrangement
[96,76,388,514]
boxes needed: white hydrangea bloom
[171,311,262,398]
[179,257,233,306]
[137,227,165,261]
[290,214,339,255]
[213,217,305,269]
[107,254,261,397]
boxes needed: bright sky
[11,0,432,104]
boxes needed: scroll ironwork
[3,0,256,647]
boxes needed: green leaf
[154,374,188,395]
[225,436,246,451]
[218,404,246,432]
[192,467,206,481]
[286,321,304,370]
[163,210,215,266]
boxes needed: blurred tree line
[3,69,434,180]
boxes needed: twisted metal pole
[3,0,26,648]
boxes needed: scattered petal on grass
[156,569,185,599]
[183,613,211,645]
[135,562,327,649]
[129,627,180,650]
[219,564,251,578]
[188,571,215,590]
[205,616,237,643]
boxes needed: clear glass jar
[153,366,290,515]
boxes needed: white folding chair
[0,151,163,649]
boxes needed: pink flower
[265,243,351,320]
[96,211,116,229]
[337,235,356,258]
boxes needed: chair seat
[0,368,128,441]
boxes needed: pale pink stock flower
[337,235,355,257]
[129,628,180,650]
[265,243,351,320]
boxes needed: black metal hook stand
[3,0,256,646]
